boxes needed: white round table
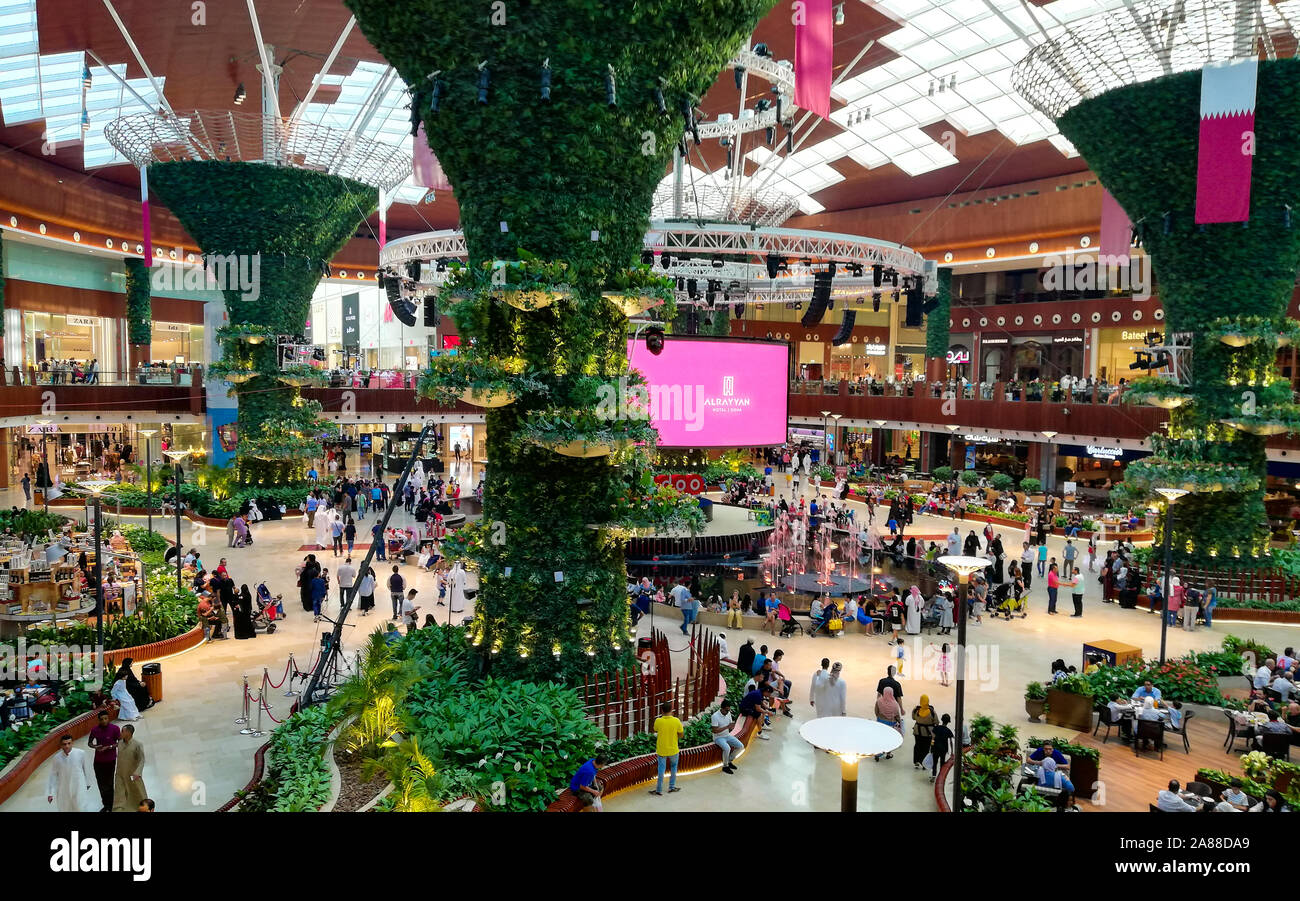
[799,716,904,812]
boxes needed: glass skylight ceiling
[291,60,429,205]
[0,0,164,168]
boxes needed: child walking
[894,637,907,678]
[930,642,952,687]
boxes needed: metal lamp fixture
[1153,487,1189,663]
[163,449,191,591]
[138,428,158,534]
[78,479,115,654]
[936,554,991,814]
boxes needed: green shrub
[240,705,334,812]
[1024,681,1047,701]
[1019,477,1042,493]
[932,466,954,482]
[0,687,95,774]
[989,473,1015,492]
[404,677,604,812]
[959,470,981,486]
[0,509,67,539]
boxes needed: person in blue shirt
[752,645,769,676]
[308,467,318,483]
[569,753,608,811]
[1131,680,1162,703]
[1027,740,1070,771]
[1038,757,1074,793]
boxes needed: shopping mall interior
[3,0,1300,838]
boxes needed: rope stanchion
[264,656,291,690]
[259,668,274,710]
[246,689,266,737]
[284,653,302,697]
[259,690,285,725]
[238,682,259,735]
[234,674,250,726]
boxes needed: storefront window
[149,322,204,365]
[22,312,116,375]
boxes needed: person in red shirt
[86,710,120,813]
[1046,562,1061,614]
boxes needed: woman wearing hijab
[873,686,903,761]
[232,583,256,639]
[112,658,153,712]
[110,674,141,721]
[1037,757,1075,793]
[904,585,923,635]
[911,695,938,769]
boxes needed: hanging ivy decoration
[124,257,152,347]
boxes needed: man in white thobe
[47,735,94,812]
[447,561,468,615]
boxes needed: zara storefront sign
[1086,444,1124,460]
[66,315,98,328]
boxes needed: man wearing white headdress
[410,460,427,493]
[446,560,469,615]
[315,504,335,550]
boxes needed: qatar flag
[1196,58,1257,224]
[795,0,833,120]
[412,124,451,192]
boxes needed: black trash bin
[141,663,162,704]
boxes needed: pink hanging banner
[412,124,451,191]
[794,0,833,120]
[140,165,153,266]
[1099,189,1132,263]
[1196,58,1257,224]
[378,188,387,250]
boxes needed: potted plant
[1024,682,1048,723]
[1045,674,1096,732]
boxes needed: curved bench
[546,713,758,812]
[103,625,204,667]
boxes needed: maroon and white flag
[1196,58,1257,224]
[795,0,833,120]
[412,123,451,192]
[1099,189,1131,263]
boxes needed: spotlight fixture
[753,43,771,58]
[641,250,655,266]
[834,2,845,25]
[734,65,745,91]
[711,255,724,269]
[872,292,881,313]
[686,278,699,300]
[661,252,673,269]
[605,64,617,106]
[405,260,421,281]
[477,62,490,105]
[645,326,666,355]
[435,259,447,273]
[766,252,781,279]
[430,77,445,113]
[653,85,667,115]
[872,264,883,287]
[409,95,423,135]
[850,263,864,278]
[233,82,246,105]
[82,65,92,90]
[541,59,551,101]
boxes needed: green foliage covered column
[1059,61,1300,564]
[347,0,775,679]
[124,258,152,347]
[148,161,377,482]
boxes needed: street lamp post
[830,413,843,466]
[138,429,158,534]
[163,450,190,591]
[936,554,991,813]
[799,717,903,812]
[78,480,115,655]
[1154,487,1189,664]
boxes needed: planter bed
[1213,608,1300,625]
[50,497,232,528]
[102,625,205,667]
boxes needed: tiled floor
[3,470,1296,813]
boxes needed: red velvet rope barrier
[258,691,284,725]
[263,657,292,689]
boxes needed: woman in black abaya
[233,583,256,640]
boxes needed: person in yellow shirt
[650,702,684,796]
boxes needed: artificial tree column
[147,160,377,482]
[1058,60,1300,565]
[347,0,775,679]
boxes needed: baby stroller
[778,602,803,637]
[253,582,283,633]
[992,583,1028,619]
